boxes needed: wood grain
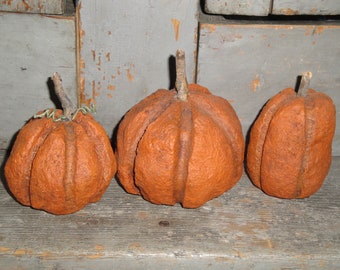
[0,151,339,269]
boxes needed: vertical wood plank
[77,0,199,136]
[0,12,77,149]
[197,17,340,155]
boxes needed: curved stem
[297,71,312,97]
[52,72,77,120]
[175,49,189,101]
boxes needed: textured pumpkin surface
[247,88,336,198]
[5,110,117,214]
[116,84,244,208]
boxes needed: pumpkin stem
[297,72,312,97]
[175,49,189,101]
[52,72,77,120]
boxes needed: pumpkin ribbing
[246,72,336,198]
[5,73,116,214]
[116,49,244,208]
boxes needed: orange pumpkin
[116,49,244,208]
[5,73,117,214]
[247,72,336,198]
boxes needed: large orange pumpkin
[116,49,244,208]
[5,73,117,214]
[247,72,336,198]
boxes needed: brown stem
[52,72,77,120]
[175,49,189,101]
[297,71,312,97]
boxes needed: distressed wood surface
[0,12,77,150]
[77,0,199,137]
[205,0,271,16]
[0,0,65,14]
[0,150,339,269]
[272,0,340,15]
[204,0,340,16]
[197,15,340,155]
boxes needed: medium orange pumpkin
[247,72,336,198]
[5,73,117,214]
[116,49,244,208]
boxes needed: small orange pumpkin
[247,72,336,198]
[5,73,117,214]
[116,49,244,208]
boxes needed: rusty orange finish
[116,84,244,208]
[5,110,117,215]
[247,88,336,198]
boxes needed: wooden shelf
[0,151,339,269]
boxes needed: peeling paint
[106,52,111,61]
[251,75,261,92]
[87,253,104,259]
[96,55,101,69]
[310,8,317,15]
[0,246,11,252]
[17,0,33,12]
[313,26,324,35]
[128,242,144,252]
[94,244,104,251]
[77,1,92,107]
[91,50,96,61]
[136,211,149,219]
[126,68,134,82]
[171,18,180,41]
[107,84,115,91]
[305,25,326,36]
[201,23,216,33]
[39,251,53,258]
[2,0,13,5]
[1,0,63,14]
[279,8,299,15]
[14,248,33,256]
[266,239,274,249]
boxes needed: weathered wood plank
[77,0,199,137]
[205,0,271,16]
[0,12,77,150]
[0,0,65,14]
[204,0,340,16]
[272,0,340,15]
[197,15,340,155]
[0,150,339,268]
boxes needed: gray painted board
[0,0,65,14]
[0,12,77,149]
[204,0,340,16]
[0,150,339,268]
[205,0,271,16]
[197,15,340,155]
[272,0,340,15]
[77,0,199,137]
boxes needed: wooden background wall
[0,0,339,155]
